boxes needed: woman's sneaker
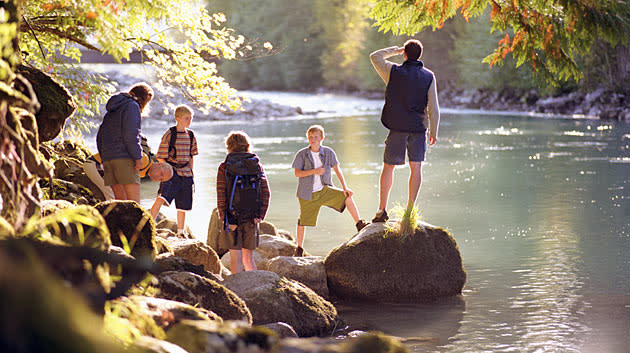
[371,209,389,223]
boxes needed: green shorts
[102,158,140,186]
[228,221,259,250]
[298,186,347,227]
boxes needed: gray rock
[325,221,466,302]
[155,271,252,324]
[206,207,230,258]
[222,270,338,337]
[265,256,328,298]
[165,237,222,274]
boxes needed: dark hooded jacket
[96,93,142,162]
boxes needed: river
[89,90,629,352]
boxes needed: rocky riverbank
[101,70,303,121]
[344,82,630,121]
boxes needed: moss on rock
[95,200,157,260]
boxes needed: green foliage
[22,205,112,250]
[18,0,251,129]
[209,0,324,90]
[452,11,536,91]
[369,0,630,85]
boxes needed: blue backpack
[224,152,263,230]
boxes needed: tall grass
[386,204,421,237]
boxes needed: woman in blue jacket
[96,82,154,202]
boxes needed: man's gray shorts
[383,130,427,165]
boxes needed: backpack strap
[188,130,195,156]
[167,126,178,160]
[167,126,193,169]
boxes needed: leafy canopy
[19,0,258,124]
[369,0,630,83]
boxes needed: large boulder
[206,207,231,257]
[265,256,328,298]
[16,65,76,142]
[222,271,338,337]
[165,237,222,274]
[154,271,251,324]
[95,200,157,260]
[325,221,466,302]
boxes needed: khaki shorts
[102,158,140,186]
[298,186,347,227]
[228,221,259,250]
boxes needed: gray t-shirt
[291,146,338,200]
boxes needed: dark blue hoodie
[96,93,142,162]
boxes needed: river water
[91,89,629,352]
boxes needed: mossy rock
[52,140,91,162]
[155,271,251,324]
[95,200,157,260]
[16,65,76,142]
[166,319,277,353]
[40,199,74,217]
[325,222,466,302]
[39,178,99,205]
[32,205,111,250]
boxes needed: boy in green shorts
[291,125,368,256]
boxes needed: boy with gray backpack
[217,131,270,273]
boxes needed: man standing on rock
[369,40,440,222]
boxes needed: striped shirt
[156,128,199,177]
[216,160,270,223]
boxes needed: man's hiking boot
[371,209,389,223]
[293,246,304,257]
[355,219,369,232]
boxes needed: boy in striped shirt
[150,105,199,236]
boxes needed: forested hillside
[208,0,629,97]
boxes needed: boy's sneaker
[371,210,389,223]
[293,246,304,257]
[355,219,369,232]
